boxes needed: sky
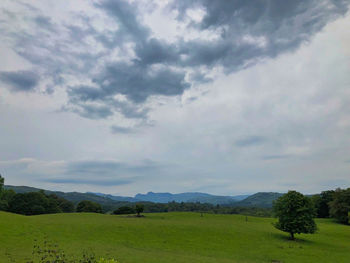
[0,0,350,196]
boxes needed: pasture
[0,211,349,262]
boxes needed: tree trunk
[290,232,295,240]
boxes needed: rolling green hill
[236,192,284,208]
[0,211,349,263]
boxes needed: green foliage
[236,192,283,208]
[49,194,75,213]
[329,188,350,224]
[135,204,144,216]
[0,175,15,212]
[77,200,102,213]
[113,206,135,215]
[0,174,4,193]
[9,191,54,215]
[4,185,131,213]
[311,190,334,218]
[7,191,74,215]
[273,191,317,239]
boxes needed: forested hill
[236,192,284,208]
[5,185,283,208]
[4,185,130,211]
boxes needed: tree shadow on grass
[270,232,315,244]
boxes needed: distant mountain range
[5,185,284,208]
[92,191,250,205]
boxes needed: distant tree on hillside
[273,191,317,240]
[135,204,144,217]
[329,188,350,224]
[76,200,102,213]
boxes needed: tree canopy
[273,191,317,240]
[76,200,102,213]
[329,188,350,224]
[135,204,144,217]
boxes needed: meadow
[0,211,349,263]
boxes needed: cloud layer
[0,0,349,195]
[0,0,348,121]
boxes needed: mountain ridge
[5,185,283,208]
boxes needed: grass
[0,211,349,262]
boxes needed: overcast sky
[0,0,349,196]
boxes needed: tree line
[0,175,102,215]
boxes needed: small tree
[135,204,144,217]
[273,191,317,240]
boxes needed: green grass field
[0,211,349,263]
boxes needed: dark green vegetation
[329,188,350,224]
[113,206,136,215]
[76,200,102,213]
[8,191,75,215]
[135,204,144,216]
[239,192,284,208]
[273,191,317,240]
[1,211,350,263]
[4,184,131,213]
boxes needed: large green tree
[273,191,317,240]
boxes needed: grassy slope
[0,212,349,263]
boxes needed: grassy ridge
[0,212,349,263]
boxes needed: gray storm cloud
[0,0,347,120]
